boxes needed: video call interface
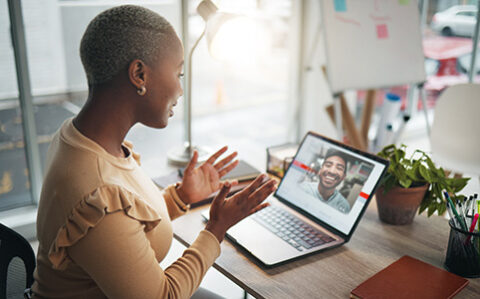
[275,134,387,235]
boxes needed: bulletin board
[321,0,426,93]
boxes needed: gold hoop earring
[137,86,146,96]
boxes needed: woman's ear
[128,59,147,89]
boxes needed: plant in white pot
[376,144,469,225]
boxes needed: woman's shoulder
[41,183,162,270]
[40,135,104,214]
[41,121,137,209]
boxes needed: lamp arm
[185,26,206,154]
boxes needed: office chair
[430,83,480,179]
[0,223,36,299]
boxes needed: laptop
[203,131,389,266]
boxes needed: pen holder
[266,143,298,178]
[444,219,480,278]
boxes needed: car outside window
[456,11,475,17]
[457,51,480,75]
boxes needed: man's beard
[319,173,342,190]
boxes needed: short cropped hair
[323,149,349,174]
[80,5,176,85]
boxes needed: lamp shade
[198,1,240,59]
[197,0,217,20]
[199,1,270,64]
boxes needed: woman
[32,5,276,298]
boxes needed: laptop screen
[275,132,388,236]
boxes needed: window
[425,1,480,96]
[188,0,291,113]
[0,1,34,211]
[0,0,293,211]
[457,50,480,74]
[456,11,476,17]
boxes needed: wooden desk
[172,199,480,298]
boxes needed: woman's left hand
[176,146,239,204]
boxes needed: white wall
[288,0,337,143]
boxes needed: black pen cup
[444,219,480,278]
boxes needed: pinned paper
[334,0,347,12]
[376,24,389,39]
[399,0,410,5]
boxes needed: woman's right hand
[205,174,277,243]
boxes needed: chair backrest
[430,83,480,176]
[0,223,36,299]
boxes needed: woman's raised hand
[205,174,277,242]
[176,146,239,205]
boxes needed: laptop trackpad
[227,216,304,266]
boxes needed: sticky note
[334,0,347,12]
[399,0,410,5]
[376,24,388,39]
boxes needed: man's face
[318,155,346,190]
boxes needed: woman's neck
[73,90,135,158]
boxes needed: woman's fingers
[248,202,270,216]
[231,176,275,210]
[241,174,268,196]
[211,182,231,211]
[184,150,198,174]
[247,179,277,207]
[214,151,238,171]
[225,179,238,187]
[208,177,275,239]
[218,159,239,177]
[206,146,228,165]
[249,179,277,198]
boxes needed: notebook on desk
[351,255,469,299]
[203,131,389,266]
[179,160,261,182]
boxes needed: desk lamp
[167,0,241,165]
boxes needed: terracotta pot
[375,184,429,225]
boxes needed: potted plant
[376,144,469,225]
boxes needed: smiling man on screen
[301,150,350,213]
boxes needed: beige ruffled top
[32,118,220,298]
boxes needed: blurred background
[0,0,478,228]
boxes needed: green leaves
[377,144,470,217]
[406,160,423,181]
[446,177,469,192]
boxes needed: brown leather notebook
[351,255,469,299]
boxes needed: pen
[466,213,479,243]
[475,194,478,212]
[465,196,472,216]
[446,202,460,228]
[469,195,476,216]
[465,195,475,225]
[477,200,480,230]
[469,214,478,233]
[457,200,468,229]
[444,191,467,231]
[475,194,479,214]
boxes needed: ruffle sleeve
[48,184,162,270]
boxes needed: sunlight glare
[209,16,271,66]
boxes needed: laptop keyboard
[251,205,336,251]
